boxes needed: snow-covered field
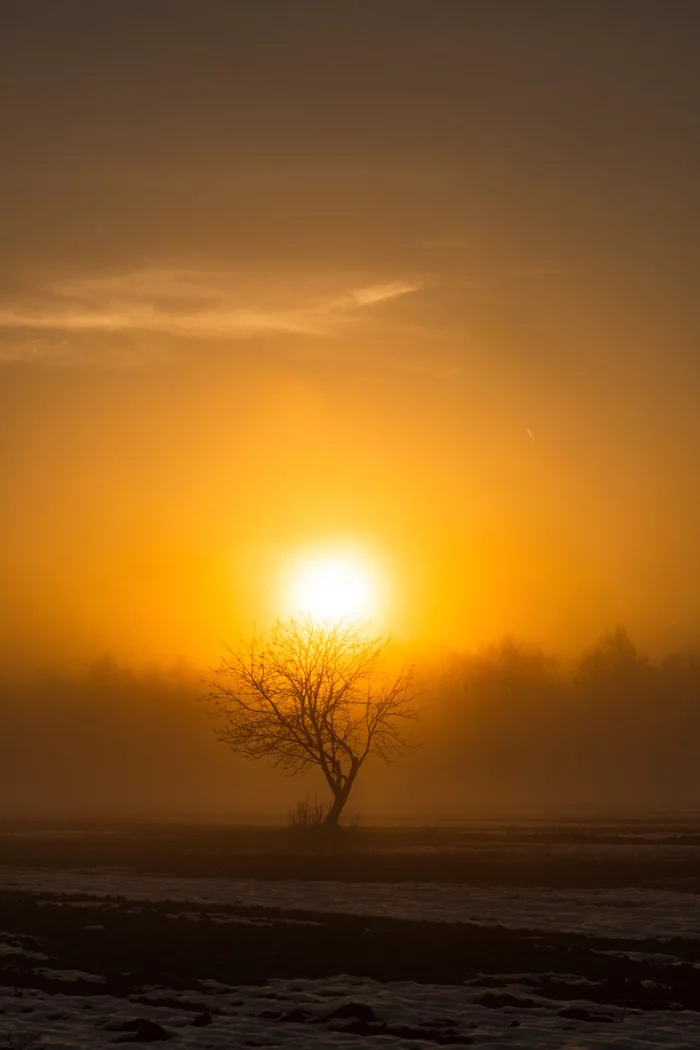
[2,837,700,1049]
[1,865,699,940]
[3,974,700,1050]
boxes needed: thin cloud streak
[0,270,421,356]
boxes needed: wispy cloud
[346,281,417,307]
[0,269,421,361]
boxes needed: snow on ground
[3,976,700,1050]
[1,866,699,940]
[33,968,106,984]
[3,861,700,1047]
[0,935,48,962]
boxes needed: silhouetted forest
[410,629,700,813]
[1,629,699,816]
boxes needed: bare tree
[201,618,420,828]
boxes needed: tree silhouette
[202,619,419,827]
[576,627,647,682]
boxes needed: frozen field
[1,820,699,1048]
[4,975,700,1050]
[2,865,700,940]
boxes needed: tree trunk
[322,780,354,828]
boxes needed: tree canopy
[202,618,419,826]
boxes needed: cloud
[347,281,418,307]
[0,269,421,361]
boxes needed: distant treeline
[412,629,700,811]
[1,630,699,815]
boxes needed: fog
[2,629,698,819]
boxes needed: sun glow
[284,550,381,624]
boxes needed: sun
[283,549,381,624]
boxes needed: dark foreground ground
[2,886,700,1014]
[1,817,700,888]
[1,819,700,1046]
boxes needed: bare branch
[199,617,422,824]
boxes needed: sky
[2,0,700,675]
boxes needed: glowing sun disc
[285,551,380,623]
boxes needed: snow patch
[1,976,700,1049]
[3,866,700,939]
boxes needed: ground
[1,819,699,1048]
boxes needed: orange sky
[2,2,700,671]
